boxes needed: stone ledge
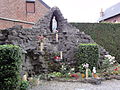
[45,76,120,85]
[49,78,102,85]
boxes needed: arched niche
[50,10,62,33]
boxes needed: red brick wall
[0,0,49,29]
[0,19,33,29]
[103,14,120,23]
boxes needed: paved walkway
[30,79,120,90]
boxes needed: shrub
[71,23,120,63]
[0,45,22,90]
[75,43,99,70]
[20,80,29,90]
[48,72,63,78]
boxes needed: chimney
[100,8,104,17]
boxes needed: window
[114,20,118,23]
[26,0,35,13]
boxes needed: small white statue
[22,74,27,81]
[92,67,97,78]
[52,16,57,33]
[92,67,96,73]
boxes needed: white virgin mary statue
[52,16,57,33]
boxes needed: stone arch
[50,11,59,32]
[33,7,67,34]
[49,9,65,33]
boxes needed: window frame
[26,1,35,13]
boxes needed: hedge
[75,43,99,70]
[71,23,120,63]
[0,45,22,90]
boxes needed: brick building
[98,2,120,23]
[0,0,50,29]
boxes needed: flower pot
[81,73,85,78]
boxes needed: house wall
[103,14,120,23]
[0,0,49,29]
[0,19,33,29]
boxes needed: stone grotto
[0,7,108,76]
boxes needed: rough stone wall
[0,7,108,75]
[33,7,108,61]
[0,25,49,75]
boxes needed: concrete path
[30,79,120,90]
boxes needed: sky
[43,0,120,22]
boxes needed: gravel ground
[29,79,120,90]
